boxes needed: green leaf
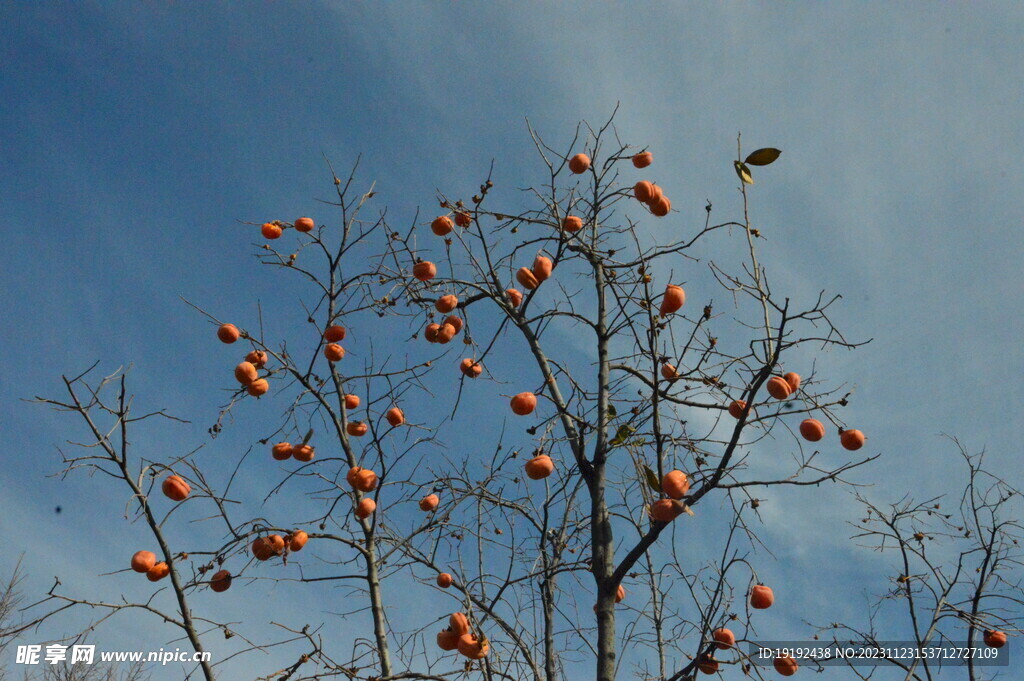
[606,403,617,419]
[609,425,635,447]
[744,148,782,166]
[642,464,662,493]
[734,160,754,185]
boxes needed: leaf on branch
[744,148,782,166]
[642,464,661,493]
[682,504,695,516]
[607,403,617,419]
[734,160,754,185]
[609,424,635,447]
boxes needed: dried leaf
[682,504,695,516]
[607,403,617,419]
[609,425,635,447]
[642,464,661,493]
[734,161,754,185]
[744,148,782,166]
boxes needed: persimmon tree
[13,113,894,680]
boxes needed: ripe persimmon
[355,497,376,519]
[386,407,405,427]
[662,470,690,499]
[525,454,554,480]
[532,255,553,282]
[288,530,308,551]
[324,325,346,342]
[271,442,293,461]
[650,196,671,217]
[774,654,798,677]
[292,443,315,462]
[347,421,368,437]
[246,379,269,396]
[568,153,591,174]
[457,633,490,660]
[424,323,441,343]
[661,363,678,380]
[266,535,286,554]
[649,498,683,522]
[766,376,792,400]
[454,212,471,228]
[712,627,735,649]
[131,550,156,574]
[511,392,537,415]
[419,493,440,512]
[436,629,459,651]
[436,295,458,313]
[646,184,664,205]
[984,630,1007,648]
[234,361,258,385]
[460,358,483,378]
[449,612,471,636]
[261,222,282,239]
[146,562,170,582]
[728,400,747,419]
[505,288,523,307]
[562,215,583,232]
[615,584,626,603]
[784,371,801,393]
[344,394,360,410]
[347,467,378,492]
[659,285,685,316]
[217,323,240,344]
[294,217,315,233]
[162,475,191,502]
[251,537,275,561]
[697,653,719,675]
[431,215,454,236]
[245,350,268,368]
[413,261,437,281]
[444,315,463,334]
[799,419,825,442]
[840,429,866,451]
[632,151,653,168]
[324,343,345,362]
[750,584,774,609]
[516,267,540,290]
[435,323,457,344]
[436,572,453,588]
[633,181,655,203]
[210,570,232,592]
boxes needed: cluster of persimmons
[129,149,1008,673]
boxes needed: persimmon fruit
[436,295,458,313]
[131,550,156,574]
[568,153,591,174]
[162,475,191,502]
[750,584,774,609]
[412,261,437,281]
[840,429,866,451]
[632,151,653,168]
[525,454,554,480]
[659,285,686,316]
[511,392,537,415]
[217,323,240,344]
[799,419,825,442]
[386,407,405,427]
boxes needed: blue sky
[2,2,1022,679]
